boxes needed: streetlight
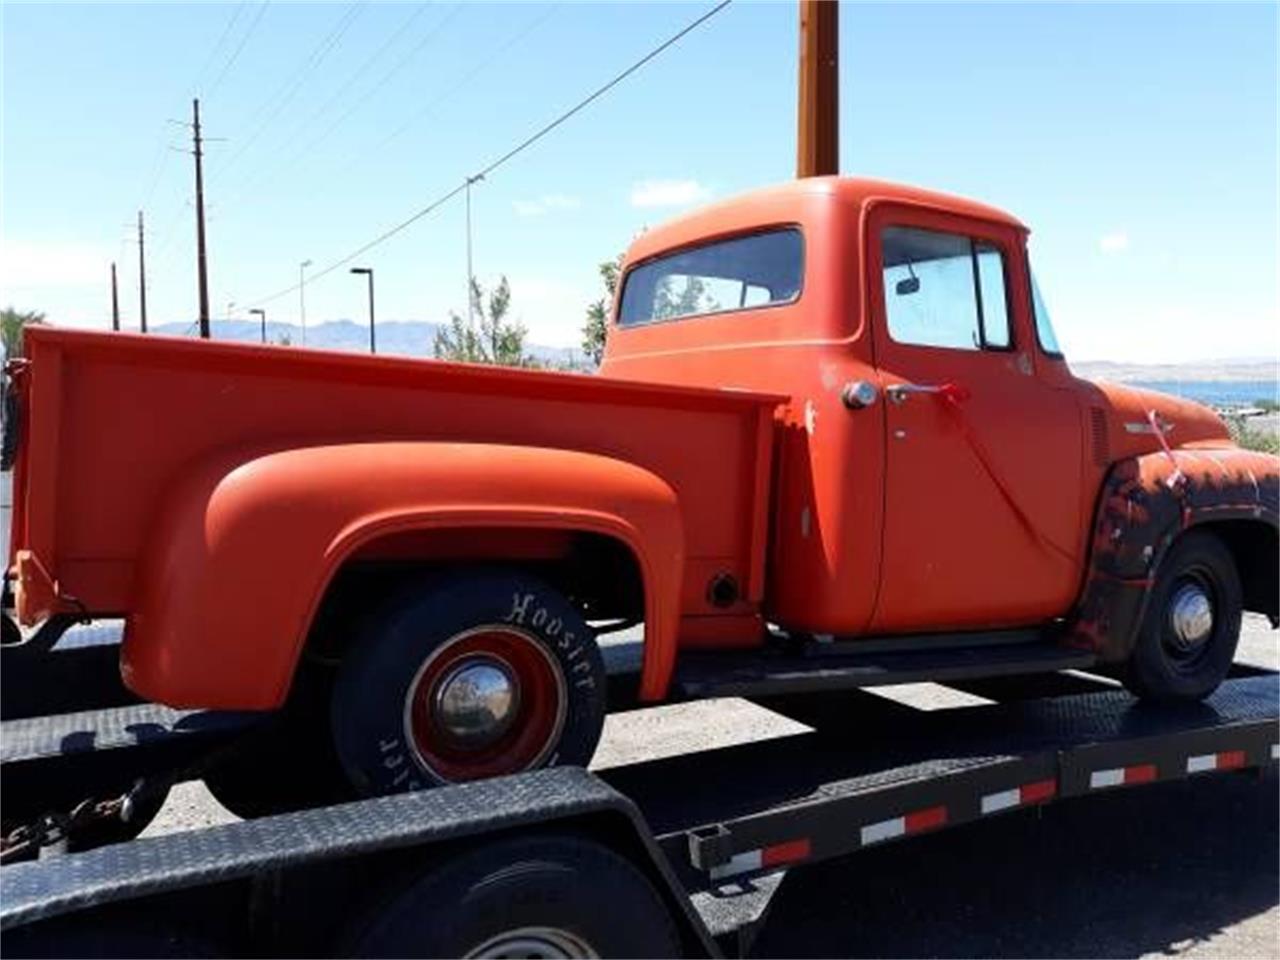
[464,173,484,326]
[250,308,266,344]
[349,267,376,354]
[298,259,313,346]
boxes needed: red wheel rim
[404,626,566,782]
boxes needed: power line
[245,0,732,308]
[354,4,561,171]
[222,2,455,202]
[218,2,365,178]
[204,0,272,100]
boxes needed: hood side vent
[1089,406,1110,466]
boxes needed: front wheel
[331,570,606,794]
[1124,529,1242,702]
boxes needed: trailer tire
[347,833,681,959]
[331,570,606,794]
[1124,529,1242,702]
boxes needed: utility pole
[110,262,120,331]
[137,211,149,332]
[464,174,484,326]
[250,308,266,344]
[192,98,211,339]
[797,0,839,178]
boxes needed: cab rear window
[617,228,803,326]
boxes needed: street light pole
[250,308,266,343]
[464,174,484,326]
[298,259,313,346]
[349,267,376,354]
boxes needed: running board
[672,643,1097,699]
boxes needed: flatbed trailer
[1,638,1276,957]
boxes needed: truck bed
[7,328,782,625]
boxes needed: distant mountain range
[150,319,583,366]
[1070,358,1275,384]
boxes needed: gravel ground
[133,616,1279,958]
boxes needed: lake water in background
[1128,380,1277,408]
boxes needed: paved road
[135,617,1279,958]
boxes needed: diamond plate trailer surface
[1,673,1276,957]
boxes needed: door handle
[885,382,945,405]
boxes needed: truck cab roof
[625,176,1028,268]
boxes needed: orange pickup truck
[4,177,1277,810]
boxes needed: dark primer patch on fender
[1070,454,1279,661]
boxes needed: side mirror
[895,276,920,296]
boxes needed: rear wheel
[331,570,606,794]
[1124,529,1242,702]
[346,834,681,958]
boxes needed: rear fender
[1069,447,1279,660]
[122,443,684,709]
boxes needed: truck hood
[1089,380,1231,458]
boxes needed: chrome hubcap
[1169,583,1214,649]
[432,658,519,751]
[465,927,598,959]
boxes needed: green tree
[434,276,533,367]
[1,307,45,360]
[582,254,624,366]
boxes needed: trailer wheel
[1124,529,1242,702]
[331,571,606,794]
[347,834,681,959]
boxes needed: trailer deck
[2,648,1275,957]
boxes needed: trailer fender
[122,442,684,709]
[1069,447,1279,660]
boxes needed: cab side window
[882,226,1012,351]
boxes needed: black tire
[346,834,682,959]
[2,613,21,647]
[331,570,606,795]
[204,671,351,819]
[1124,529,1243,702]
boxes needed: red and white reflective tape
[1186,750,1246,774]
[709,838,811,880]
[859,804,948,846]
[1089,763,1157,789]
[980,778,1057,814]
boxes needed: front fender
[122,443,684,709]
[1069,446,1279,659]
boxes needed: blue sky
[1,0,1276,362]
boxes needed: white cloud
[0,238,113,289]
[512,194,581,217]
[1098,232,1130,254]
[502,274,592,349]
[629,179,711,208]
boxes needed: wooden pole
[797,0,839,178]
[193,98,211,339]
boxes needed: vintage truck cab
[4,177,1276,812]
[603,176,1276,658]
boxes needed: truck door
[865,206,1084,633]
